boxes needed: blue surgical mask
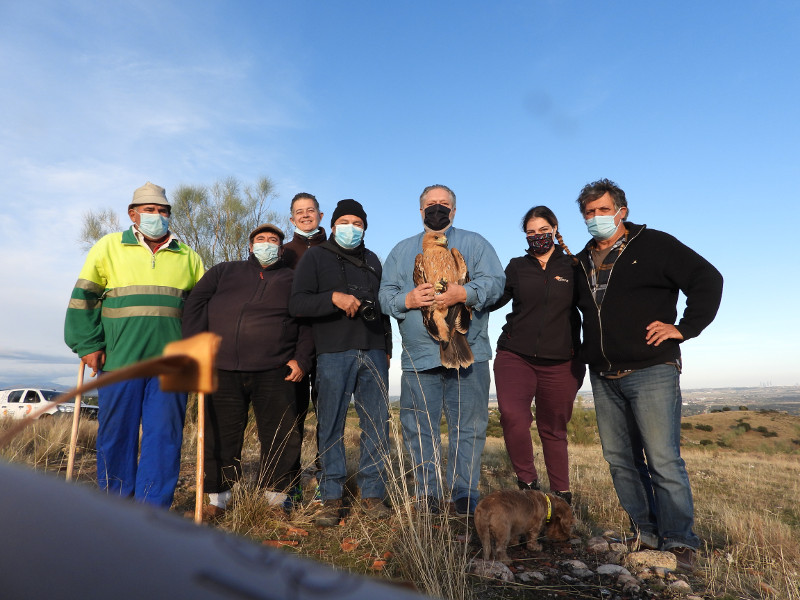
[334,224,363,249]
[586,208,622,240]
[137,212,169,239]
[253,242,280,266]
[294,226,320,238]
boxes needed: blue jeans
[97,375,187,508]
[315,350,390,501]
[591,364,699,550]
[400,361,490,508]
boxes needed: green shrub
[739,405,749,411]
[695,424,713,432]
[700,439,714,446]
[681,422,693,430]
[567,400,598,445]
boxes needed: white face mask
[333,224,364,249]
[585,208,622,240]
[294,226,320,238]
[252,242,280,266]
[137,212,169,239]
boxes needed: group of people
[65,178,722,571]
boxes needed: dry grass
[0,416,97,479]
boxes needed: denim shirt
[379,227,505,371]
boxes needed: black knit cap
[330,199,367,230]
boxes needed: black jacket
[289,239,392,356]
[182,255,314,374]
[490,246,580,362]
[576,223,723,373]
[282,228,327,270]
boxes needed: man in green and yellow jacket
[65,182,204,508]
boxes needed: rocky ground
[466,532,705,600]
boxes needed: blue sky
[1,1,798,393]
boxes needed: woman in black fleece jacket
[489,206,584,504]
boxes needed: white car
[0,388,99,420]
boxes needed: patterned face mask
[527,232,554,255]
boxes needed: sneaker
[314,499,342,527]
[309,484,323,506]
[517,479,540,491]
[553,490,573,506]
[669,547,696,572]
[282,485,303,512]
[415,496,441,515]
[361,497,391,520]
[453,496,476,516]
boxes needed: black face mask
[423,204,452,231]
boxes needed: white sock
[264,490,288,506]
[208,490,232,509]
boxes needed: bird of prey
[413,232,474,369]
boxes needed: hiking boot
[669,547,696,572]
[361,497,391,520]
[619,534,658,551]
[314,499,343,527]
[453,496,477,517]
[415,496,441,515]
[553,490,573,506]
[517,479,540,491]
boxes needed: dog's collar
[545,494,552,524]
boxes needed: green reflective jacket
[64,227,205,371]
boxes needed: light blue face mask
[253,242,280,266]
[334,224,364,249]
[294,226,320,238]
[137,212,169,239]
[586,208,622,240]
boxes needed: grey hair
[419,184,456,209]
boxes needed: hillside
[681,409,800,453]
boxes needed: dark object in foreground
[0,460,422,600]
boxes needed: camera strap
[319,241,379,280]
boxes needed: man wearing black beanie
[289,199,392,526]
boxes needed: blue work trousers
[97,375,187,508]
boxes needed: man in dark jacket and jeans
[289,199,392,526]
[574,179,723,571]
[182,223,314,519]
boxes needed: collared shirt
[587,229,628,306]
[133,226,177,253]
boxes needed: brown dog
[474,489,574,564]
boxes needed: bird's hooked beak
[434,234,448,246]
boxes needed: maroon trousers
[493,350,583,491]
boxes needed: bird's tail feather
[440,332,474,369]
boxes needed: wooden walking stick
[160,334,219,525]
[195,391,206,524]
[0,333,221,518]
[65,362,86,481]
